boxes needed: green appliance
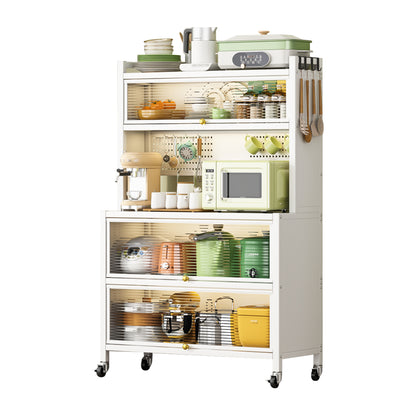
[217,32,311,69]
[190,224,240,277]
[240,235,269,279]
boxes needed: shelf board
[123,67,289,81]
[106,342,272,359]
[106,277,273,294]
[105,210,277,221]
[123,119,289,131]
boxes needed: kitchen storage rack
[96,56,323,389]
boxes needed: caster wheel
[95,365,107,378]
[141,354,152,371]
[311,368,320,381]
[268,375,279,389]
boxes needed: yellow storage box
[237,305,270,348]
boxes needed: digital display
[232,51,271,68]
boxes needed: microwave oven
[202,160,289,211]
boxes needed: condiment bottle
[241,84,258,119]
[274,83,286,119]
[258,84,273,118]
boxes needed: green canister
[240,236,269,279]
[190,225,240,277]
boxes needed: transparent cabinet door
[108,288,270,349]
[125,79,287,122]
[107,220,271,282]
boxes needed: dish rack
[97,56,323,389]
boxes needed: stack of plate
[134,38,182,72]
[144,38,173,55]
[135,54,181,72]
[184,97,209,119]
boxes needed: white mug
[189,192,202,210]
[165,193,177,209]
[151,192,166,209]
[177,182,194,195]
[177,193,189,209]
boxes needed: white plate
[145,50,174,55]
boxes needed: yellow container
[237,306,270,348]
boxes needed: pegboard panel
[151,134,214,176]
[148,131,290,176]
[248,133,289,159]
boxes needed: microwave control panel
[202,161,216,210]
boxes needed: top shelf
[123,66,290,82]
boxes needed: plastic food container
[237,305,270,348]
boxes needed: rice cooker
[120,236,159,274]
[217,32,312,69]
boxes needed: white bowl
[192,103,209,111]
[144,38,172,44]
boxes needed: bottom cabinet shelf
[107,287,272,351]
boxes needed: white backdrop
[1,0,415,414]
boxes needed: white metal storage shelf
[97,57,323,386]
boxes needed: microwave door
[219,169,267,210]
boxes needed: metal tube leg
[313,351,323,376]
[272,354,283,383]
[100,350,110,370]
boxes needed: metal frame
[100,58,323,385]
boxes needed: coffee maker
[180,27,218,71]
[116,152,162,210]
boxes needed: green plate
[137,54,181,62]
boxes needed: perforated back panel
[147,131,289,175]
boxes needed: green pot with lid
[190,224,240,277]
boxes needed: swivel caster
[268,372,281,389]
[95,364,108,378]
[311,365,322,381]
[141,353,153,371]
[268,376,279,389]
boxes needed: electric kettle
[180,27,218,71]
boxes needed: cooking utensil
[310,79,319,136]
[304,79,312,142]
[168,155,178,168]
[158,242,185,275]
[180,27,218,71]
[190,224,240,277]
[217,32,312,69]
[111,301,166,342]
[194,136,202,188]
[196,296,235,345]
[119,236,160,274]
[162,305,194,340]
[299,78,311,139]
[317,78,324,134]
[237,305,270,348]
[240,236,270,278]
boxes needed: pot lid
[221,32,311,42]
